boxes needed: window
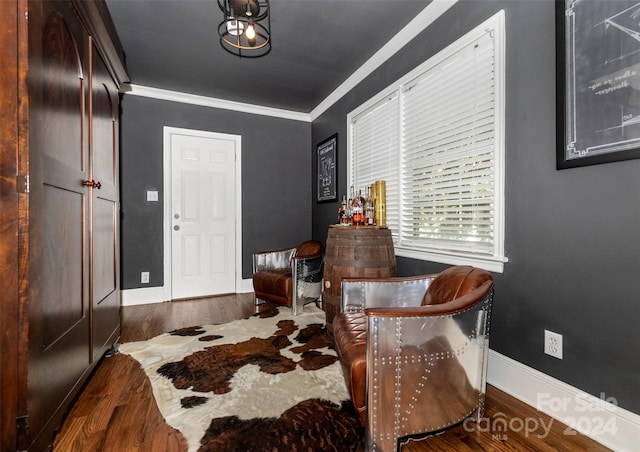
[350,94,400,236]
[348,11,506,272]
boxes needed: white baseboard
[487,350,640,451]
[122,280,254,307]
[121,287,167,306]
[237,278,254,293]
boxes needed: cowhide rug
[119,304,363,452]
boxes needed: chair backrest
[421,265,492,306]
[294,240,324,258]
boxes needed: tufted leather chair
[252,240,324,315]
[332,266,494,451]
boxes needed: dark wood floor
[53,294,610,451]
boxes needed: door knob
[82,180,101,189]
[174,225,180,231]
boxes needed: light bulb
[226,19,244,36]
[245,23,256,40]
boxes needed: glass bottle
[365,187,375,225]
[338,195,350,225]
[351,188,365,225]
[347,186,355,225]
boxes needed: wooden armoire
[0,1,128,450]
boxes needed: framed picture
[316,134,338,202]
[556,1,640,169]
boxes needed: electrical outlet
[544,329,563,359]
[141,271,150,284]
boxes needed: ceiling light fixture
[218,0,271,58]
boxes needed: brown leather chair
[332,265,494,451]
[252,240,324,315]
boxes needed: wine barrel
[323,226,396,336]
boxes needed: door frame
[162,126,242,301]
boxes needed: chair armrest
[292,254,324,302]
[252,247,296,272]
[294,249,323,259]
[364,285,494,450]
[340,274,437,312]
[292,254,324,278]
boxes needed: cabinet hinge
[16,174,29,194]
[16,414,29,441]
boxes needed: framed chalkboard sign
[316,134,338,202]
[557,1,640,169]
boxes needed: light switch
[147,190,159,202]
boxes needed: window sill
[394,246,507,273]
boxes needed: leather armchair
[333,266,494,451]
[252,240,324,315]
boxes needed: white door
[169,130,237,299]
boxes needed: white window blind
[347,11,506,272]
[400,31,496,256]
[350,93,400,239]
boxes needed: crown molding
[121,84,311,122]
[121,1,458,123]
[309,0,458,121]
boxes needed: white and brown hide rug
[119,305,364,452]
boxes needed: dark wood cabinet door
[90,44,120,361]
[26,1,91,449]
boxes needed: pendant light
[218,0,271,58]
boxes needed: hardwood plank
[401,384,610,451]
[53,294,610,451]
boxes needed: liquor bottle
[365,187,375,225]
[347,186,355,225]
[351,188,365,225]
[338,195,350,225]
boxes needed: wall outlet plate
[544,329,563,359]
[141,271,150,284]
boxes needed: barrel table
[322,226,396,336]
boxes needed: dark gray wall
[311,1,640,415]
[120,95,312,289]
